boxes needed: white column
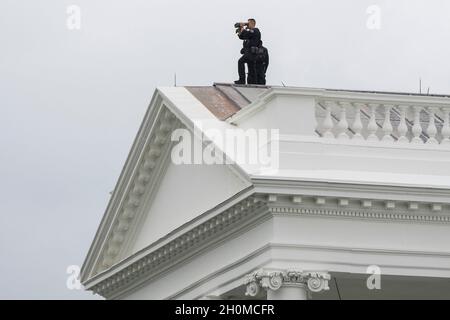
[244,270,331,300]
[267,283,309,300]
[200,295,224,300]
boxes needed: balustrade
[317,100,450,145]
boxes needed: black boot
[234,79,245,85]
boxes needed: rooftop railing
[316,100,450,145]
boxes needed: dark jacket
[238,27,262,50]
[258,46,269,71]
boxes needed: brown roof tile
[185,86,242,120]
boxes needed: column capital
[244,269,331,298]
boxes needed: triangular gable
[81,88,252,283]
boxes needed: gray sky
[1,0,450,299]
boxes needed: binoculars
[234,22,248,28]
[234,22,248,34]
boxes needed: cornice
[81,93,181,281]
[264,193,450,223]
[252,178,450,203]
[86,195,268,299]
[270,205,450,223]
[80,91,162,281]
[84,190,450,299]
[95,107,179,273]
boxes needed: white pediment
[130,152,250,255]
[81,88,251,282]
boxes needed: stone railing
[316,100,450,145]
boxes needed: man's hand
[239,25,248,35]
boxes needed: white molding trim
[278,134,450,152]
[270,206,450,223]
[93,105,179,274]
[80,91,166,282]
[83,187,450,298]
[117,127,175,262]
[84,194,269,298]
[252,178,450,203]
[81,90,193,280]
[228,87,450,124]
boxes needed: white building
[81,83,450,300]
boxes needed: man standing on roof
[255,42,269,85]
[234,18,262,85]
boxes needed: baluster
[426,107,438,144]
[352,103,364,140]
[441,107,450,145]
[382,104,394,142]
[367,103,379,141]
[322,101,334,139]
[397,105,409,143]
[337,102,349,140]
[411,106,423,144]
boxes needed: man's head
[247,18,256,29]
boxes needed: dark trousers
[238,52,257,84]
[256,62,267,85]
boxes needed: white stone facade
[81,85,450,300]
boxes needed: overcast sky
[1,0,450,299]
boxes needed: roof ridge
[211,83,450,99]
